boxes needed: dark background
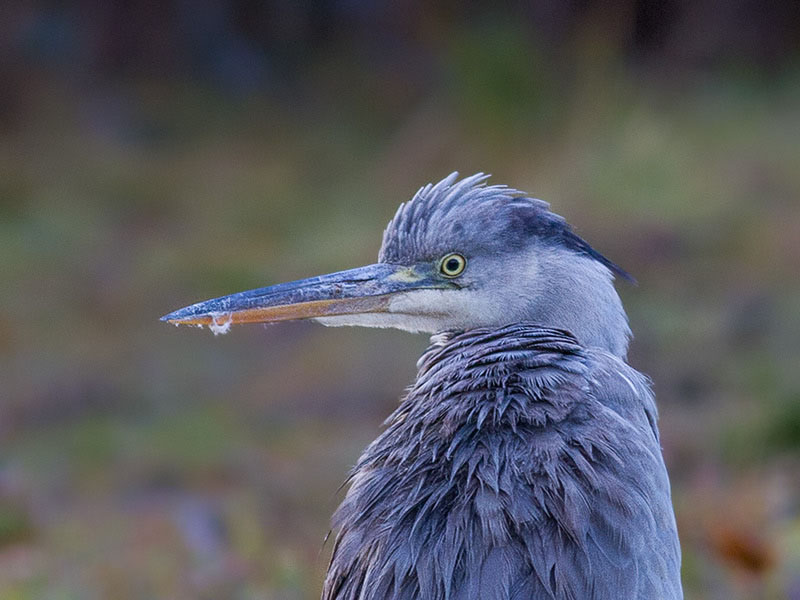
[2,1,799,598]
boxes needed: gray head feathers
[379,172,634,283]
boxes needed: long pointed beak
[161,263,445,332]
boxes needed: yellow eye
[439,253,467,277]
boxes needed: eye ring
[439,253,467,278]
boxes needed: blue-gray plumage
[162,173,682,599]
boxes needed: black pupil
[446,258,461,272]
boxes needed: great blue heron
[162,173,682,599]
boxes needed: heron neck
[527,249,631,358]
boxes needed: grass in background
[1,46,799,599]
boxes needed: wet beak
[161,263,445,331]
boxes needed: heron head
[162,173,633,356]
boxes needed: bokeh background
[2,2,800,598]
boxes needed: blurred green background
[2,2,800,599]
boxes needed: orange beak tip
[163,313,233,335]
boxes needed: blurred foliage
[2,2,800,599]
